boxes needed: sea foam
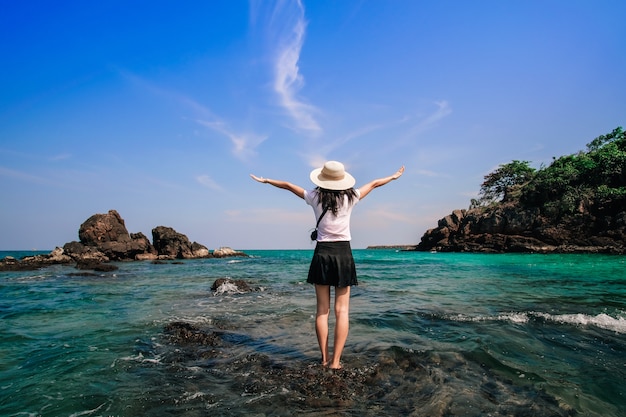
[450,311,626,333]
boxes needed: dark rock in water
[75,260,119,272]
[63,240,108,263]
[76,210,156,261]
[152,226,210,259]
[67,272,99,277]
[79,209,132,245]
[60,210,157,262]
[62,210,215,262]
[0,247,72,271]
[148,321,576,416]
[164,322,223,346]
[1,209,245,272]
[211,278,254,293]
[0,246,118,273]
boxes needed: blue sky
[1,0,625,250]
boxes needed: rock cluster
[62,210,212,262]
[1,210,247,271]
[414,202,626,254]
[0,247,74,271]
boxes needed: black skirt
[307,241,357,287]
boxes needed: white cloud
[225,207,309,224]
[299,122,394,169]
[407,100,452,138]
[416,169,448,178]
[0,166,52,185]
[120,69,267,161]
[195,119,267,161]
[358,206,421,226]
[267,0,322,135]
[196,174,222,191]
[306,100,453,165]
[49,153,71,161]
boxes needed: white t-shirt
[304,189,361,242]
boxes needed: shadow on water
[116,321,577,417]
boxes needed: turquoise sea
[1,249,625,416]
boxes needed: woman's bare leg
[329,285,351,369]
[314,284,331,365]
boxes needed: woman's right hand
[392,166,405,180]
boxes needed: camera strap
[315,207,329,230]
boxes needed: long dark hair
[316,187,358,216]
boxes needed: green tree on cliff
[521,126,626,214]
[473,160,536,207]
[472,126,625,214]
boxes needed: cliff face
[414,126,626,254]
[414,201,626,254]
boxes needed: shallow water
[1,250,625,416]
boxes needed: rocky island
[0,210,247,271]
[412,127,626,254]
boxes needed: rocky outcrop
[0,247,73,271]
[1,210,247,271]
[61,211,213,262]
[414,203,626,254]
[152,226,210,259]
[67,210,157,261]
[366,245,415,250]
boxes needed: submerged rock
[75,260,119,272]
[164,322,223,346]
[146,321,576,416]
[211,278,256,294]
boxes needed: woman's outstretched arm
[250,174,305,199]
[357,166,405,200]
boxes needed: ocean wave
[181,391,208,401]
[532,311,626,333]
[449,311,626,333]
[157,315,215,326]
[113,352,164,366]
[68,402,106,417]
[12,274,50,282]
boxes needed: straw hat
[309,161,356,190]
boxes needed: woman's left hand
[250,174,266,183]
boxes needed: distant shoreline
[366,245,415,250]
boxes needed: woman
[250,161,404,369]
